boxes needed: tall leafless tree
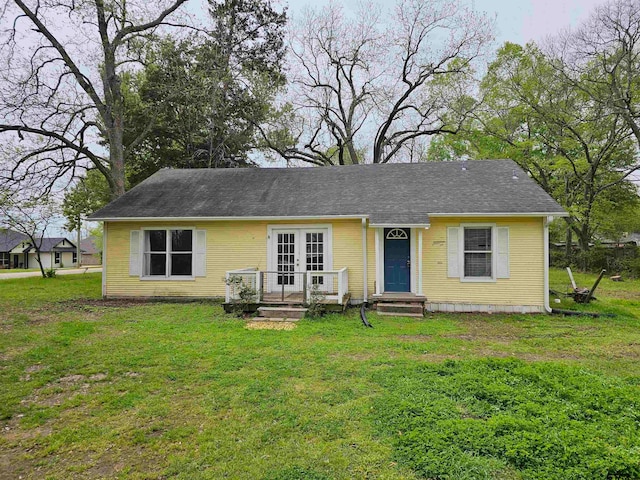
[0,0,193,199]
[547,0,640,153]
[261,0,494,165]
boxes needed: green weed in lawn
[373,358,640,480]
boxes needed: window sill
[460,276,496,283]
[139,276,196,281]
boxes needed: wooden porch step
[377,302,424,316]
[373,294,426,304]
[257,306,308,320]
[377,311,425,318]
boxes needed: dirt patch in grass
[0,444,42,480]
[472,350,584,362]
[20,372,111,409]
[59,298,154,308]
[0,346,29,362]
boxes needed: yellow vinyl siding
[104,219,368,299]
[104,216,545,306]
[422,217,544,306]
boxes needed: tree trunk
[565,228,573,265]
[34,249,45,278]
[576,227,591,272]
[109,125,126,199]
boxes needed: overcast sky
[284,0,608,45]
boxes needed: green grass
[0,266,102,274]
[0,270,638,479]
[0,268,43,273]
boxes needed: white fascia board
[91,215,369,222]
[369,223,430,228]
[428,212,568,218]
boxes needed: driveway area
[0,267,102,280]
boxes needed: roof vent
[461,160,468,171]
[512,169,519,180]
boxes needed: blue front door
[384,228,410,292]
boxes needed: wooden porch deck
[261,292,306,303]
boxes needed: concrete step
[377,302,424,315]
[257,306,308,319]
[377,311,425,318]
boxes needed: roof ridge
[159,159,517,174]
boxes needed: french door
[269,228,329,293]
[274,230,298,287]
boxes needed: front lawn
[1,271,639,479]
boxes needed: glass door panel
[276,231,296,285]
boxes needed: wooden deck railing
[225,267,349,305]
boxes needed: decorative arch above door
[386,228,409,240]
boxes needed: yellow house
[89,160,566,314]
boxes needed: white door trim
[266,224,333,292]
[374,227,416,295]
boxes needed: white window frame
[54,251,61,265]
[459,223,497,283]
[140,227,196,281]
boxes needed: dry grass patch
[246,321,297,330]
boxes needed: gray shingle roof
[81,237,100,254]
[23,237,80,253]
[89,160,566,222]
[0,228,28,252]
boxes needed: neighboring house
[0,228,28,269]
[611,232,640,247]
[0,229,81,269]
[24,238,81,269]
[554,233,640,249]
[80,236,102,265]
[89,160,567,313]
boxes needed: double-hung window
[54,252,61,264]
[143,229,193,278]
[463,227,492,279]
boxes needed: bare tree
[262,0,493,165]
[0,190,58,277]
[0,0,193,199]
[547,0,640,152]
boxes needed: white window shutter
[496,227,510,278]
[447,227,460,278]
[129,230,141,276]
[194,230,207,277]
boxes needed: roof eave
[428,212,568,218]
[91,212,568,222]
[368,223,430,228]
[89,214,370,222]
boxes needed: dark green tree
[62,170,112,231]
[124,0,287,186]
[429,42,640,257]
